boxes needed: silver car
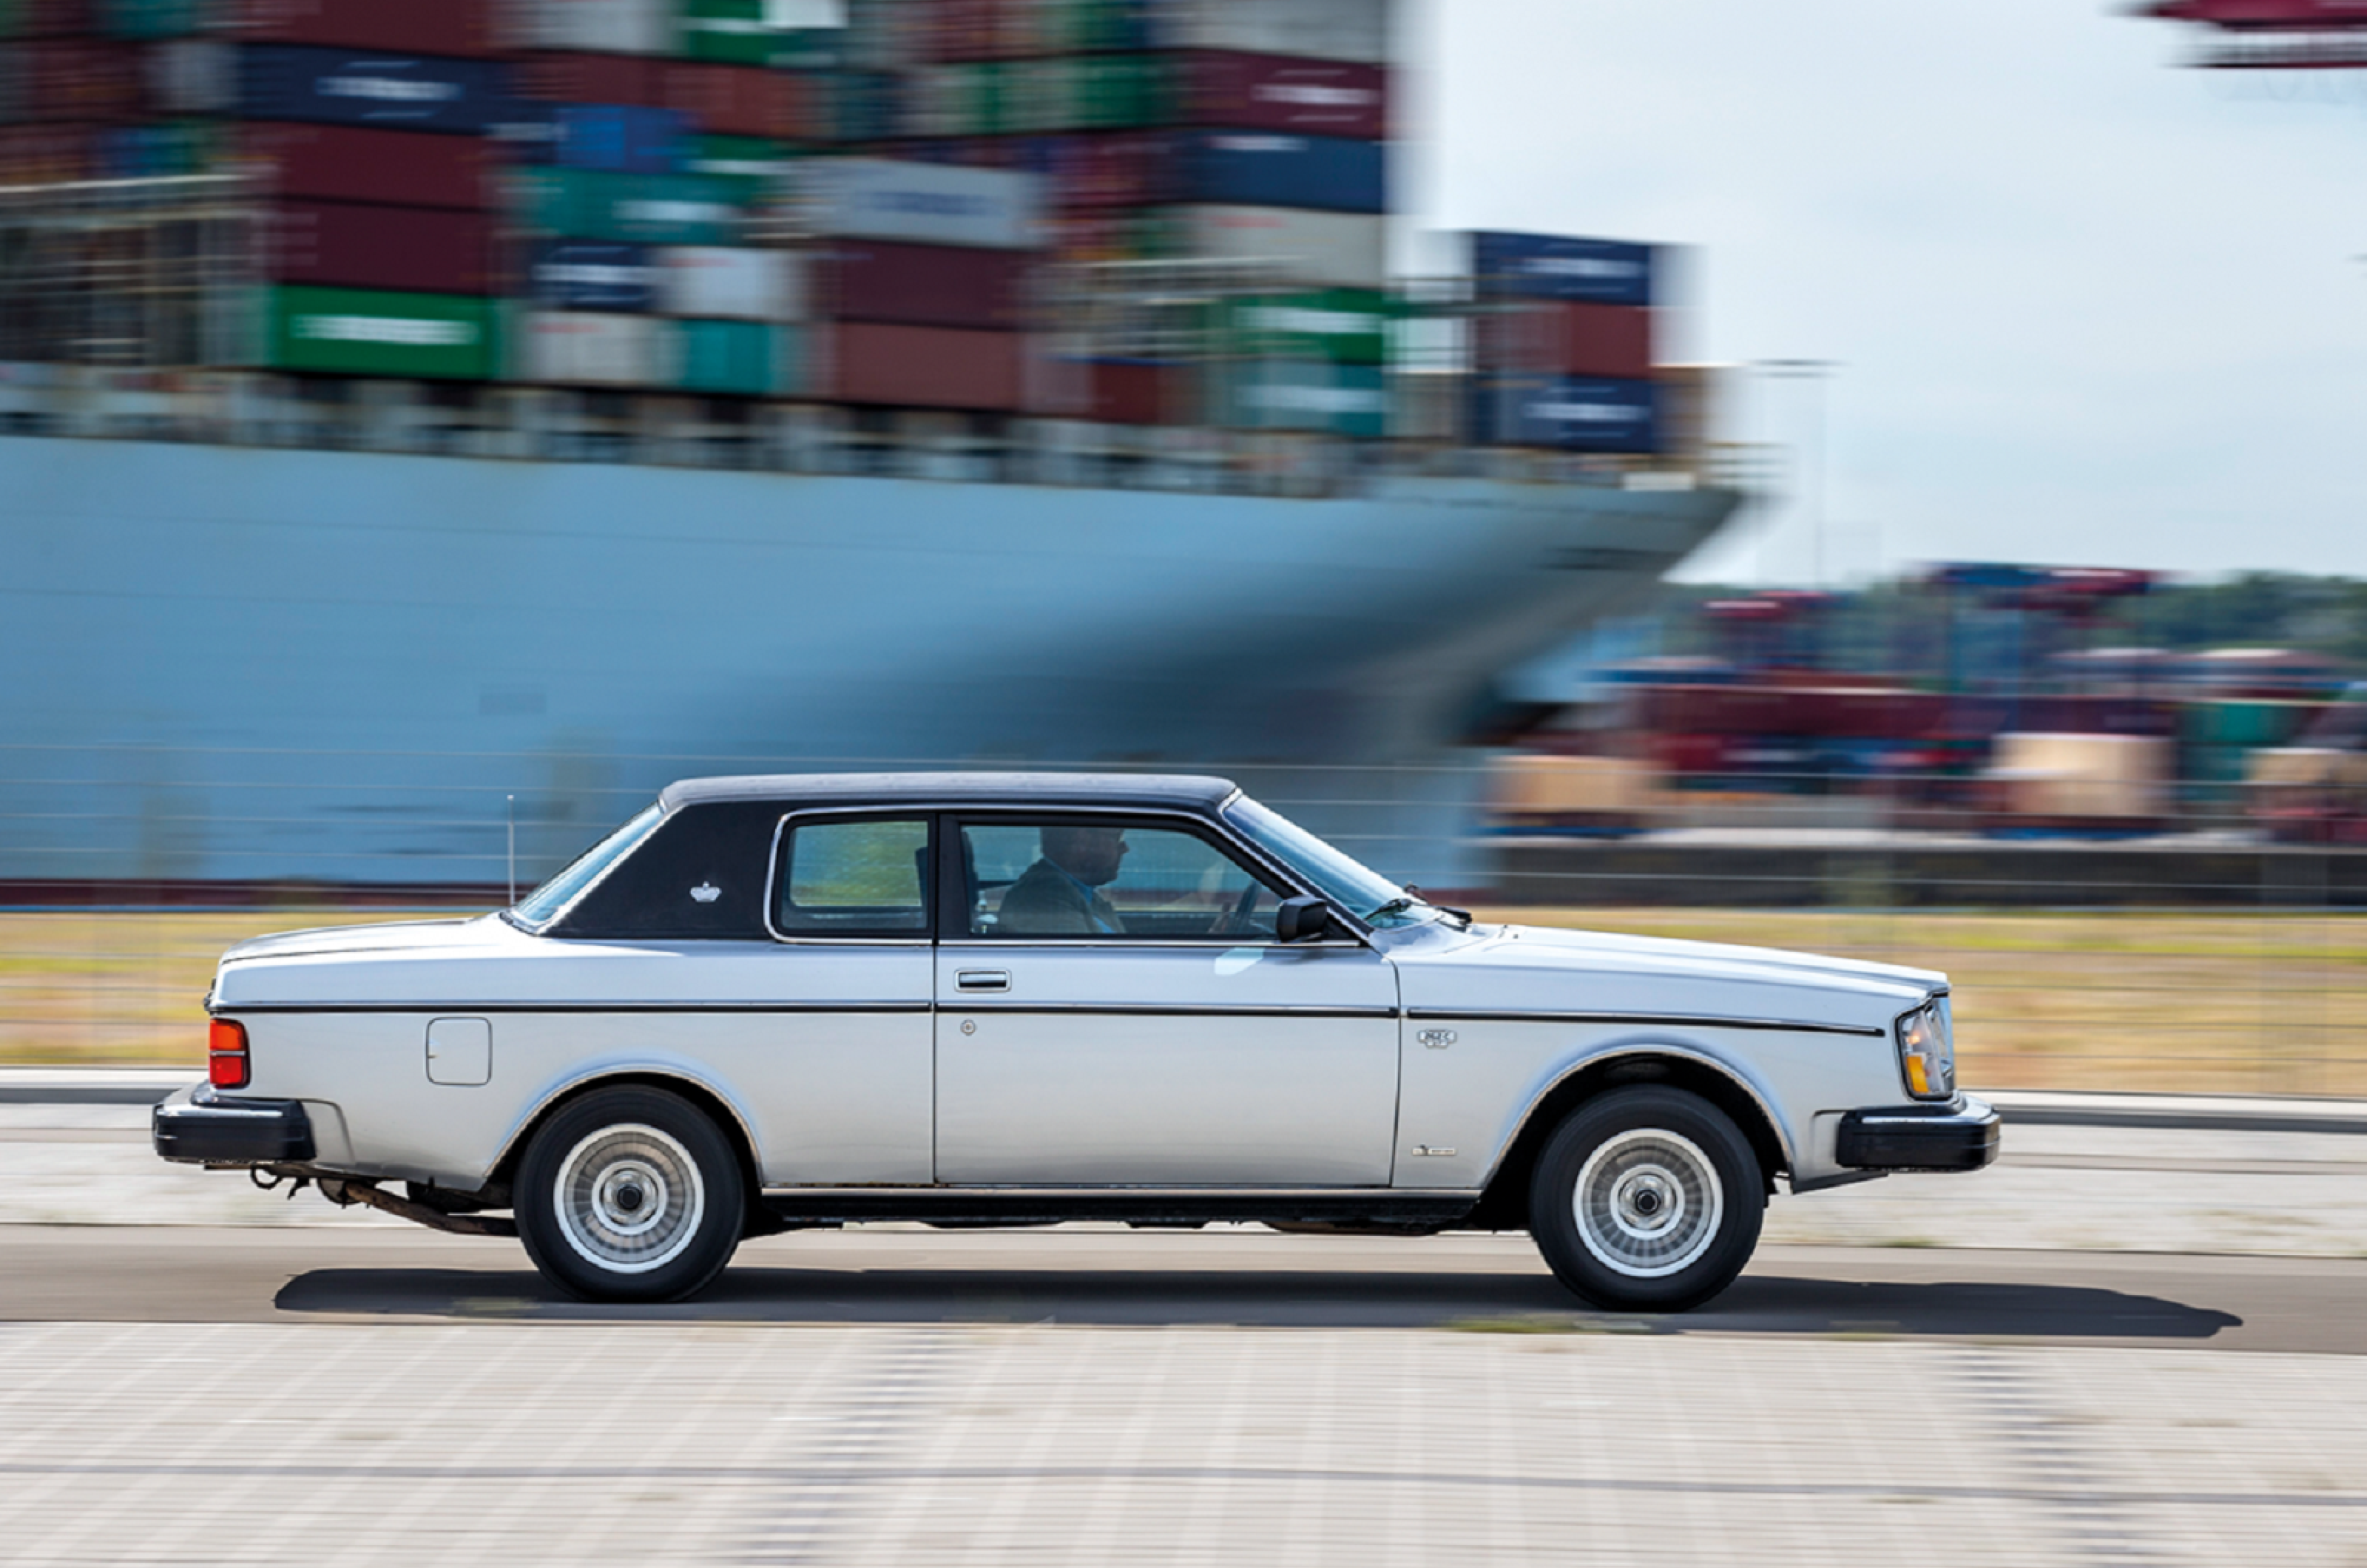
[155,773,1998,1311]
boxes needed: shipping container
[1473,300,1655,379]
[516,51,661,107]
[794,157,1042,250]
[0,123,93,183]
[1208,356,1386,438]
[524,0,670,56]
[677,0,835,67]
[263,199,502,297]
[827,320,1023,410]
[1050,356,1184,424]
[828,70,900,142]
[672,316,774,393]
[25,38,146,121]
[683,133,795,204]
[1014,129,1175,210]
[1152,0,1390,65]
[656,245,804,320]
[238,44,516,137]
[514,308,672,385]
[529,238,658,311]
[1175,131,1383,214]
[1207,288,1394,365]
[512,167,744,246]
[268,284,499,379]
[1477,374,1661,453]
[661,60,823,141]
[1167,204,1387,288]
[1180,50,1387,139]
[147,36,235,113]
[554,104,688,174]
[241,122,501,209]
[1471,231,1656,308]
[230,0,505,58]
[95,0,208,38]
[817,237,1030,330]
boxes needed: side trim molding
[217,1001,933,1016]
[1406,1008,1885,1039]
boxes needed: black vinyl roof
[657,772,1241,814]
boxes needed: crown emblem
[690,882,720,904]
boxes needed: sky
[1403,0,2367,585]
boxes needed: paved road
[6,1224,2361,1351]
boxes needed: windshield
[510,803,664,928]
[1223,796,1436,929]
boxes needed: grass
[4,905,2366,1095]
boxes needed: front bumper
[1836,1095,2000,1172]
[152,1084,316,1165]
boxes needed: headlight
[1895,996,1956,1101]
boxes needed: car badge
[690,882,721,904]
[1417,1028,1457,1050]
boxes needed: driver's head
[1041,824,1127,887]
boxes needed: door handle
[955,970,1010,993]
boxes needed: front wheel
[1528,1086,1763,1312]
[516,1085,744,1303]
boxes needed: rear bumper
[1836,1095,2000,1172]
[152,1084,316,1166]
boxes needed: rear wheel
[1528,1086,1763,1312]
[516,1085,743,1303]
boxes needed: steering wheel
[1210,881,1263,937]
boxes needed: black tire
[515,1085,744,1303]
[1527,1086,1763,1313]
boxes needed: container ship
[0,0,1743,890]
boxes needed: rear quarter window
[550,802,785,940]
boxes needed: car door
[933,812,1401,1186]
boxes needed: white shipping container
[516,311,675,386]
[657,247,808,322]
[1169,205,1389,290]
[148,38,236,115]
[793,158,1044,251]
[1157,0,1391,65]
[525,0,671,55]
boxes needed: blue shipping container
[555,105,689,175]
[529,240,660,312]
[1471,232,1656,307]
[238,44,517,138]
[1480,376,1661,453]
[1179,132,1384,215]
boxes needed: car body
[155,772,1998,1309]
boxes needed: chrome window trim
[1405,1007,1885,1039]
[1477,1041,1799,1189]
[762,806,938,946]
[511,799,670,937]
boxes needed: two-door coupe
[155,774,1998,1310]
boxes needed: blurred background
[3,0,2364,1110]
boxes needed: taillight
[208,1018,249,1089]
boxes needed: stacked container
[799,155,1044,411]
[1468,231,1662,455]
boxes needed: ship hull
[6,436,1735,887]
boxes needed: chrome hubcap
[554,1123,704,1274]
[1573,1128,1723,1279]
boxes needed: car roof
[657,771,1241,814]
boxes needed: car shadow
[274,1263,2242,1341]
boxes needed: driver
[995,824,1129,935]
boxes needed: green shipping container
[268,286,499,380]
[1075,55,1170,130]
[515,169,745,247]
[95,0,209,36]
[675,318,777,396]
[1209,359,1389,439]
[1209,290,1397,365]
[686,135,797,206]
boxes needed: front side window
[775,818,931,937]
[962,820,1284,940]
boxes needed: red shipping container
[240,123,501,211]
[819,239,1033,331]
[828,322,1024,410]
[231,0,507,58]
[1476,301,1655,379]
[516,53,661,107]
[925,0,1004,62]
[27,40,146,122]
[1081,360,1181,425]
[660,61,816,141]
[263,198,502,296]
[1181,51,1389,139]
[0,124,94,183]
[17,0,91,38]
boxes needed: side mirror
[1274,895,1334,944]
